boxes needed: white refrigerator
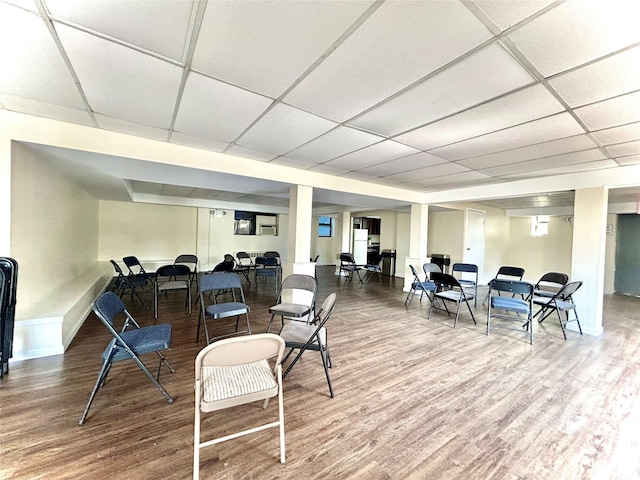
[353,229,368,265]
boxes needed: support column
[404,204,429,291]
[571,187,607,336]
[284,185,314,278]
[0,134,11,255]
[336,211,351,276]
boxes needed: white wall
[11,143,99,314]
[604,214,617,294]
[428,209,465,267]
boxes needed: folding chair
[428,272,477,328]
[339,253,364,282]
[79,292,174,424]
[532,272,569,299]
[405,264,437,308]
[196,273,251,345]
[487,279,535,344]
[255,256,280,295]
[154,264,192,319]
[267,274,317,332]
[482,266,525,306]
[174,254,198,287]
[452,263,479,307]
[363,254,383,283]
[122,255,156,281]
[194,334,286,477]
[225,252,251,284]
[110,259,152,308]
[279,292,337,398]
[533,280,583,340]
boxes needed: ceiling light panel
[575,90,640,131]
[395,83,563,150]
[549,46,640,108]
[430,113,585,161]
[96,114,169,142]
[385,162,469,182]
[235,103,336,155]
[44,0,194,61]
[284,1,492,122]
[287,126,383,164]
[324,140,419,170]
[357,152,446,176]
[350,43,535,136]
[470,0,556,31]
[0,93,93,126]
[607,141,640,157]
[507,0,640,77]
[55,23,183,129]
[458,134,598,169]
[591,123,640,145]
[226,145,277,162]
[174,72,272,143]
[192,1,373,98]
[482,149,606,176]
[170,132,228,153]
[0,4,85,108]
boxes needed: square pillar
[284,185,314,278]
[404,204,429,291]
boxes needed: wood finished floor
[1,267,640,480]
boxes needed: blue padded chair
[110,259,152,308]
[255,256,280,295]
[482,266,525,306]
[452,263,479,307]
[154,264,192,319]
[487,279,535,344]
[79,291,174,424]
[405,264,437,308]
[197,273,251,345]
[428,272,477,328]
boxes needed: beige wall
[396,212,411,276]
[604,214,617,294]
[11,143,99,314]
[428,209,465,266]
[310,215,340,266]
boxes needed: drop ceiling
[2,0,640,212]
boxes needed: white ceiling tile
[170,132,228,153]
[482,149,606,176]
[339,172,375,181]
[549,46,640,107]
[430,113,585,161]
[0,93,93,126]
[193,1,374,98]
[0,4,85,108]
[367,177,405,187]
[575,90,640,131]
[287,126,383,163]
[324,140,420,170]
[96,114,168,142]
[4,0,38,12]
[617,155,640,166]
[395,84,564,150]
[268,157,317,169]
[44,0,194,61]
[350,43,535,136]
[457,134,598,169]
[412,170,492,188]
[607,141,640,157]
[55,23,183,129]
[235,103,336,155]
[174,72,272,143]
[501,159,618,179]
[226,145,277,162]
[357,152,446,176]
[471,0,556,31]
[508,0,640,76]
[591,123,640,146]
[385,162,469,182]
[306,164,350,176]
[284,0,492,122]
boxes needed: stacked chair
[0,257,18,377]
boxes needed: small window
[531,215,549,236]
[318,216,333,237]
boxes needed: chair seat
[279,322,325,349]
[201,359,277,405]
[491,296,530,314]
[412,280,436,291]
[205,302,249,319]
[269,303,311,318]
[256,269,278,276]
[436,290,469,301]
[533,289,556,298]
[158,280,189,292]
[102,324,172,362]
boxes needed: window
[318,216,333,237]
[531,215,549,236]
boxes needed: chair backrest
[311,255,320,263]
[93,291,127,327]
[555,280,583,300]
[432,272,464,290]
[489,279,534,297]
[278,274,317,307]
[452,263,478,274]
[535,272,569,294]
[156,264,191,279]
[367,254,382,266]
[212,260,235,272]
[200,272,242,293]
[264,251,281,263]
[256,256,278,267]
[409,264,422,281]
[174,254,198,271]
[236,251,253,267]
[423,263,441,279]
[496,266,524,280]
[110,259,125,277]
[313,292,337,327]
[340,253,356,264]
[195,333,285,371]
[224,253,236,263]
[123,256,146,275]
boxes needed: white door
[464,209,485,282]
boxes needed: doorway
[464,209,485,282]
[614,214,640,296]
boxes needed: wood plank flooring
[1,267,640,479]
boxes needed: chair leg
[404,288,414,308]
[79,359,112,425]
[266,313,277,333]
[128,352,174,404]
[319,347,334,398]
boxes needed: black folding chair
[110,260,152,308]
[339,253,364,282]
[0,257,18,377]
[405,264,437,308]
[79,292,174,424]
[487,279,534,344]
[429,272,477,328]
[533,280,583,340]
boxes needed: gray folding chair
[405,264,437,308]
[452,263,479,307]
[534,280,583,340]
[267,274,317,332]
[428,272,477,328]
